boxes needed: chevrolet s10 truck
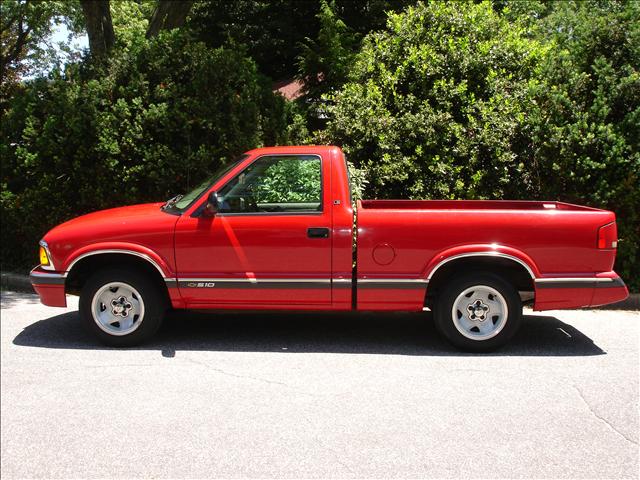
[31,146,628,350]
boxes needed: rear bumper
[30,267,67,307]
[590,273,629,307]
[534,272,628,310]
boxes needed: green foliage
[187,0,413,80]
[110,0,155,51]
[322,1,548,199]
[1,31,290,270]
[0,0,83,97]
[254,157,322,203]
[187,0,320,80]
[347,161,369,201]
[297,1,357,110]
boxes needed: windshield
[167,155,248,212]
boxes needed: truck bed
[355,198,617,310]
[360,199,601,212]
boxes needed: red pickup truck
[31,146,628,350]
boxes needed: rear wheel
[79,267,166,347]
[434,273,522,351]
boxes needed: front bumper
[30,267,67,307]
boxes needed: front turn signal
[39,245,50,266]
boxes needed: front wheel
[79,268,167,347]
[434,273,522,352]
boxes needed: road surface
[1,291,638,478]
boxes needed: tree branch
[0,10,21,34]
[146,0,193,38]
[2,9,33,67]
[80,0,114,60]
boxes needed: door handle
[307,227,330,239]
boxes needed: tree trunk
[146,0,194,38]
[80,0,115,59]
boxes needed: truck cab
[171,146,354,310]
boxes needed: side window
[217,155,322,213]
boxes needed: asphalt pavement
[1,291,638,479]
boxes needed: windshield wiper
[161,194,183,211]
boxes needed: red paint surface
[32,282,67,307]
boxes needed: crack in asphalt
[180,357,341,399]
[78,356,343,398]
[302,415,355,475]
[178,356,357,473]
[183,357,291,387]
[84,363,157,368]
[573,384,638,446]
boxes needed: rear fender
[422,244,541,281]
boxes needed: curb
[597,293,640,311]
[1,271,638,309]
[1,272,34,293]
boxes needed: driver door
[174,154,332,307]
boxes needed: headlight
[39,241,54,270]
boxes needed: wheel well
[65,253,169,300]
[425,256,535,308]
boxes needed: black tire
[79,267,167,347]
[434,273,522,352]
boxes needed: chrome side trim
[174,278,331,284]
[64,250,168,278]
[359,278,428,284]
[534,277,614,283]
[39,240,56,271]
[534,277,625,289]
[426,252,536,280]
[358,278,429,290]
[332,278,352,289]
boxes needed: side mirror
[202,192,220,218]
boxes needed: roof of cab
[244,145,341,156]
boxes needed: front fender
[62,242,174,278]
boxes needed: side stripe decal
[166,278,429,289]
[174,279,330,289]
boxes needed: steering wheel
[243,184,259,211]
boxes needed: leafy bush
[296,0,357,113]
[322,1,548,200]
[254,157,322,204]
[1,31,289,271]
